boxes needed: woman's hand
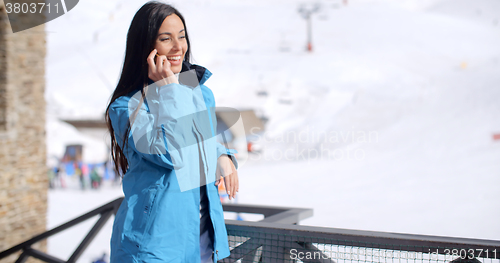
[147,49,178,86]
[215,155,239,200]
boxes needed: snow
[43,0,500,261]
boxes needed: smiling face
[154,14,188,74]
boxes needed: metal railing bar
[260,208,313,224]
[241,246,263,263]
[221,204,280,217]
[222,238,265,262]
[112,197,123,215]
[24,248,65,263]
[67,209,115,263]
[0,197,123,260]
[14,250,29,263]
[222,203,311,219]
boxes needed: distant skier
[90,167,102,189]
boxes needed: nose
[172,37,181,51]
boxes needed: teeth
[167,56,181,60]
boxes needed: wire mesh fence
[224,222,500,263]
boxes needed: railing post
[14,250,28,263]
[67,210,115,263]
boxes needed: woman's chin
[171,66,182,74]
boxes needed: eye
[180,36,186,39]
[160,37,170,41]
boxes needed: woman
[105,2,239,262]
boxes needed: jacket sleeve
[217,142,238,170]
[109,82,197,170]
[204,87,239,170]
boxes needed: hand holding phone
[147,49,178,86]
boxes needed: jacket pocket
[135,184,160,247]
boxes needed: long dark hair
[105,1,192,178]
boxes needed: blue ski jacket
[108,61,238,263]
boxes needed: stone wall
[0,0,48,262]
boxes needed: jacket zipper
[204,96,219,263]
[192,119,219,262]
[192,120,209,178]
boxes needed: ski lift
[298,2,322,52]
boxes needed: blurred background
[1,0,499,262]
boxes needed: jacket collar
[180,60,212,86]
[147,61,212,88]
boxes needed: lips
[167,55,183,66]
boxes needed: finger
[232,172,237,199]
[228,160,237,197]
[147,49,157,78]
[235,171,239,193]
[156,55,166,75]
[228,173,233,199]
[215,167,221,186]
[156,55,163,73]
[161,56,171,78]
[230,173,236,199]
[225,176,231,199]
